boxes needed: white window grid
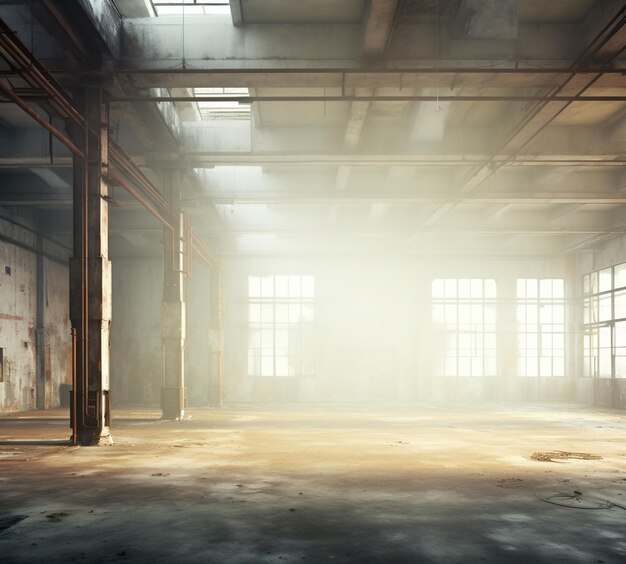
[150,1,230,16]
[431,279,497,377]
[248,276,315,378]
[193,88,251,120]
[583,263,626,379]
[516,279,565,377]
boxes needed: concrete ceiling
[0,0,624,258]
[238,0,366,24]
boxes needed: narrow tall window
[248,276,314,377]
[584,263,626,379]
[517,279,565,377]
[431,279,497,377]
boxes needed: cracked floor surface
[0,403,625,563]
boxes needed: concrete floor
[0,404,625,563]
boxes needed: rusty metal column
[208,267,224,406]
[161,170,187,420]
[69,89,112,445]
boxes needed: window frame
[247,275,315,378]
[583,262,626,379]
[516,279,565,378]
[431,278,497,378]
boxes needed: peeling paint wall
[44,259,72,408]
[0,206,71,413]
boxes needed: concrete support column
[161,170,187,419]
[208,267,224,406]
[69,89,112,445]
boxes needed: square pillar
[208,268,224,406]
[161,170,187,419]
[69,88,112,445]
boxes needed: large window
[583,263,626,379]
[517,279,565,377]
[432,279,497,377]
[248,276,315,377]
[194,88,251,120]
[150,1,230,16]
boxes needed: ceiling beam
[229,0,244,26]
[361,0,401,59]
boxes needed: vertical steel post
[69,88,112,445]
[161,170,187,419]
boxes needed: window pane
[553,279,564,298]
[261,276,273,297]
[289,276,301,297]
[302,276,315,298]
[445,279,457,298]
[276,304,289,323]
[249,304,260,323]
[615,290,626,319]
[540,279,552,298]
[599,294,612,322]
[432,279,444,298]
[471,279,483,298]
[275,276,289,297]
[459,279,471,298]
[615,263,626,290]
[599,268,612,292]
[249,276,260,297]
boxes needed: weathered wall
[186,262,212,407]
[0,207,71,413]
[110,255,214,407]
[223,255,574,404]
[42,258,72,409]
[110,257,162,406]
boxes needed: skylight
[194,87,251,120]
[151,1,230,16]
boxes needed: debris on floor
[496,478,524,488]
[45,512,68,522]
[530,450,602,462]
[536,492,626,510]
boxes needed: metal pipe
[110,95,626,103]
[0,82,84,157]
[106,171,174,231]
[116,67,626,75]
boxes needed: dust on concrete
[530,451,602,463]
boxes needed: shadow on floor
[0,439,71,446]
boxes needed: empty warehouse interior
[1,0,626,562]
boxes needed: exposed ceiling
[0,0,624,259]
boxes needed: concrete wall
[574,233,626,410]
[222,255,575,404]
[186,262,212,407]
[0,207,71,413]
[110,255,214,407]
[111,257,162,406]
